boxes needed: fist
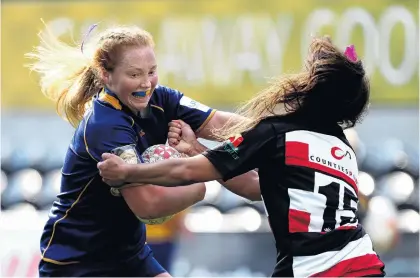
[97,153,128,187]
[167,120,197,155]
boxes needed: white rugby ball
[142,144,183,163]
[136,144,182,225]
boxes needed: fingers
[101,152,113,160]
[169,126,181,133]
[168,121,181,129]
[168,126,182,135]
[97,153,118,173]
[168,138,179,147]
[168,122,182,145]
[168,131,181,141]
[97,161,106,171]
[169,119,188,128]
[175,119,188,127]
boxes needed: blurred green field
[2,0,418,109]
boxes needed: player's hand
[168,120,197,155]
[97,153,129,187]
[168,120,184,147]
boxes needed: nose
[140,77,151,89]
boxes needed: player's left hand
[168,120,198,155]
[97,153,128,187]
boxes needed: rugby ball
[136,144,182,225]
[142,144,183,163]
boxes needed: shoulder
[150,85,183,110]
[152,84,183,101]
[251,118,277,135]
[150,84,190,114]
[260,115,308,134]
[234,120,277,146]
[83,100,136,141]
[92,97,134,127]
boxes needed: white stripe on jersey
[288,188,325,232]
[179,95,210,112]
[292,234,377,277]
[286,130,358,185]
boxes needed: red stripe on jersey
[288,209,310,233]
[285,141,358,194]
[336,225,358,231]
[310,253,384,277]
[320,225,358,234]
[285,141,310,161]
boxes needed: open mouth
[132,90,151,99]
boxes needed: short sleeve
[161,86,216,132]
[203,121,277,181]
[84,113,138,162]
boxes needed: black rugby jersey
[204,115,385,277]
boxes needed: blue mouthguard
[132,90,151,97]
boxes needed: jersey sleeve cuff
[202,150,234,182]
[195,109,217,133]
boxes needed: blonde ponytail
[25,22,101,127]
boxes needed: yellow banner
[2,0,418,109]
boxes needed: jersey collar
[99,87,152,118]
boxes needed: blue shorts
[148,241,177,272]
[39,244,167,277]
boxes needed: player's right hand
[97,153,129,187]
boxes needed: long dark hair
[215,36,370,139]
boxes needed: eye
[130,73,140,78]
[148,70,156,76]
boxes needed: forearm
[124,159,196,186]
[121,184,206,219]
[185,141,262,201]
[222,171,261,201]
[154,183,206,216]
[185,140,209,156]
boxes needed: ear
[100,69,110,85]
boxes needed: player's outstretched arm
[98,153,221,187]
[179,140,261,201]
[168,120,261,201]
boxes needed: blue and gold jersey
[40,85,215,267]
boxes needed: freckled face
[103,46,158,112]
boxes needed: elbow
[247,178,262,201]
[239,172,262,202]
[138,194,163,219]
[240,186,262,202]
[248,194,262,202]
[134,197,162,219]
[194,182,207,202]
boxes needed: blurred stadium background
[1,0,419,276]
